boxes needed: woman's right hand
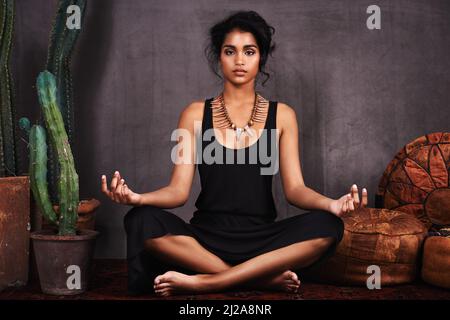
[101,171,143,206]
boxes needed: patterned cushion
[307,207,427,286]
[375,132,450,229]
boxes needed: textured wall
[12,0,450,258]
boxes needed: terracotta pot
[0,176,30,292]
[29,198,100,285]
[43,198,100,231]
[30,229,99,295]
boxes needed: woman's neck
[222,81,256,108]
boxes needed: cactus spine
[0,0,16,177]
[36,71,79,235]
[45,0,86,203]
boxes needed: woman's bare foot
[252,270,301,293]
[153,271,205,297]
[153,270,301,296]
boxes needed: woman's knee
[123,205,162,233]
[315,211,345,244]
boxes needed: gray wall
[12,0,450,258]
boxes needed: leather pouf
[421,236,450,289]
[375,132,450,229]
[306,207,428,286]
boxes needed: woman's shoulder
[178,100,205,124]
[275,101,297,120]
[184,99,204,112]
[273,101,298,135]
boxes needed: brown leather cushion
[375,132,450,229]
[421,236,450,289]
[307,207,427,286]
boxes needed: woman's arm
[278,103,368,216]
[102,101,204,209]
[138,101,204,208]
[278,103,333,212]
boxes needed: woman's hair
[204,10,276,86]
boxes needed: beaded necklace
[211,92,269,142]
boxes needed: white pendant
[235,127,243,141]
[244,125,254,137]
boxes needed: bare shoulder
[180,100,204,120]
[276,102,298,134]
[177,100,205,129]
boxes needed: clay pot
[30,229,99,295]
[29,198,100,285]
[0,176,30,292]
[42,198,100,231]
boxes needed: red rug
[1,259,449,300]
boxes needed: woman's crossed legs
[145,234,334,296]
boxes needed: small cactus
[34,71,79,235]
[18,116,30,135]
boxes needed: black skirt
[124,204,344,295]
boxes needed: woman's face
[219,28,260,86]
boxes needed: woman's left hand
[329,184,368,217]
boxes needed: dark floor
[1,259,449,300]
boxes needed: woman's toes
[287,284,299,292]
[155,287,171,296]
[154,282,171,291]
[160,288,172,297]
[154,276,163,285]
[291,273,301,286]
[286,286,297,292]
[154,271,174,286]
[289,271,298,282]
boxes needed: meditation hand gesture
[329,184,368,217]
[101,171,142,206]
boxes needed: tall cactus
[0,0,16,177]
[35,71,79,236]
[45,0,86,204]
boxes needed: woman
[101,11,368,297]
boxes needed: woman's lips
[233,70,247,76]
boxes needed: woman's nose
[235,52,244,65]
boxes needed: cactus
[45,0,86,204]
[35,71,79,236]
[0,0,17,177]
[18,116,30,135]
[29,124,58,225]
[46,0,86,143]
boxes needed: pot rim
[52,198,101,215]
[0,175,29,180]
[30,229,99,241]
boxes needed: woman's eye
[223,50,255,56]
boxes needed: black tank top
[191,97,279,229]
